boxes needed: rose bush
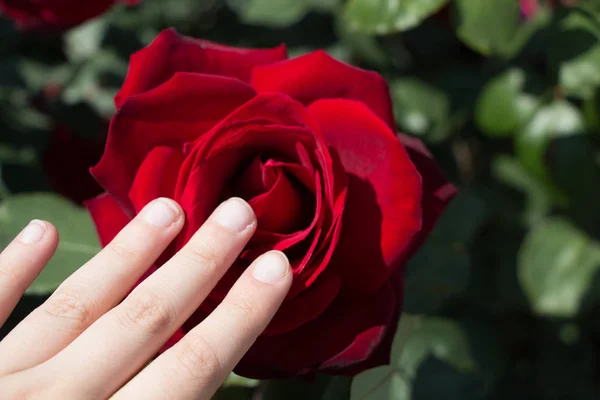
[85,28,456,378]
[0,0,139,30]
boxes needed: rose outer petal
[398,134,457,258]
[0,0,136,30]
[91,72,256,215]
[128,146,185,213]
[84,192,131,246]
[116,28,286,108]
[251,50,396,131]
[308,99,422,294]
[235,279,398,378]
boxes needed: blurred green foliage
[1,0,600,398]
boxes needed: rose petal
[43,124,105,205]
[323,270,404,375]
[235,280,397,378]
[129,146,185,212]
[176,149,244,249]
[230,156,275,199]
[264,272,340,336]
[309,99,422,294]
[84,192,131,246]
[92,72,255,215]
[398,134,457,258]
[116,28,286,107]
[248,168,311,234]
[251,50,396,130]
[0,0,133,30]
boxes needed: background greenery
[1,0,599,398]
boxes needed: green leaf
[475,68,538,137]
[515,100,585,182]
[343,0,450,35]
[227,0,339,28]
[222,373,260,388]
[560,44,600,99]
[492,155,556,225]
[404,191,486,314]
[335,21,388,67]
[323,376,353,400]
[262,375,332,400]
[18,60,73,92]
[0,193,101,294]
[351,315,478,400]
[518,217,600,317]
[547,134,600,235]
[61,50,127,118]
[0,59,25,88]
[550,11,600,99]
[454,0,520,56]
[64,19,109,62]
[390,78,451,143]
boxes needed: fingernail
[252,251,289,284]
[211,198,255,232]
[19,220,47,244]
[141,198,180,227]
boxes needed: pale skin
[0,197,292,399]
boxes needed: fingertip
[211,197,256,233]
[140,198,184,228]
[17,220,51,245]
[251,251,291,286]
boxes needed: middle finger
[32,198,256,399]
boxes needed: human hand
[0,197,292,399]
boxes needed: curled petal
[84,192,131,246]
[116,28,285,107]
[251,50,396,130]
[309,99,422,294]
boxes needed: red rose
[0,0,139,30]
[520,0,578,18]
[86,28,456,378]
[43,124,105,205]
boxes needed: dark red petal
[176,150,244,248]
[43,124,105,205]
[248,169,306,233]
[235,280,397,378]
[398,134,457,257]
[129,147,185,212]
[263,272,340,336]
[251,50,396,130]
[116,28,286,107]
[309,99,422,294]
[84,192,131,247]
[230,157,276,199]
[323,271,404,375]
[91,72,255,215]
[0,0,130,30]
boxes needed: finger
[0,220,58,326]
[116,251,291,400]
[33,198,256,399]
[0,198,184,376]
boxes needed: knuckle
[173,334,223,380]
[183,239,220,272]
[41,287,95,330]
[106,241,139,261]
[223,294,257,333]
[0,264,22,291]
[117,289,174,334]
